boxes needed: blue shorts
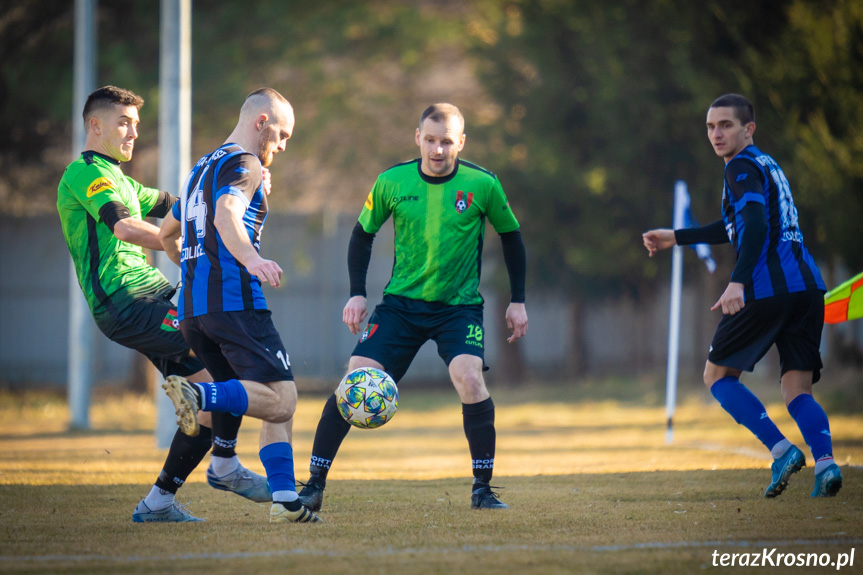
[96,285,204,379]
[708,290,824,383]
[180,310,293,383]
[351,294,487,383]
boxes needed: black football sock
[155,425,213,493]
[308,393,352,485]
[211,412,243,459]
[463,397,496,486]
[277,499,303,511]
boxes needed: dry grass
[1,385,862,574]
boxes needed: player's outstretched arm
[505,302,528,343]
[214,194,283,287]
[159,211,183,267]
[642,228,676,257]
[343,295,368,335]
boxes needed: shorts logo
[86,177,115,197]
[454,190,474,213]
[160,309,180,332]
[364,191,374,211]
[466,324,483,348]
[360,323,379,342]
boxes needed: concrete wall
[0,213,801,390]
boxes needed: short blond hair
[419,103,464,131]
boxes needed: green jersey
[359,158,519,306]
[57,151,170,326]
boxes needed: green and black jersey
[57,151,171,329]
[358,158,519,306]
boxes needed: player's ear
[88,116,101,135]
[458,133,466,152]
[415,128,422,146]
[746,122,756,139]
[256,113,269,131]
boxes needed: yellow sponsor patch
[86,177,116,197]
[364,191,374,211]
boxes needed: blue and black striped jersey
[721,145,825,301]
[173,143,268,320]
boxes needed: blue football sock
[197,379,249,415]
[710,376,785,451]
[787,393,833,463]
[260,442,296,496]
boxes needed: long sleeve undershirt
[346,222,527,303]
[673,203,767,286]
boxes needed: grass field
[1,381,862,574]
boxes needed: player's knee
[702,364,718,388]
[264,383,297,423]
[266,402,296,424]
[454,370,485,396]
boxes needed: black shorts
[351,294,487,383]
[708,290,825,383]
[180,309,293,383]
[96,286,204,379]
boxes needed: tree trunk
[495,292,526,385]
[567,293,588,378]
[129,353,156,393]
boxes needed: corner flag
[679,185,716,273]
[665,181,717,445]
[825,270,863,324]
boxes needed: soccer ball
[335,367,398,429]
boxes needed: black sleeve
[348,221,376,297]
[724,158,764,202]
[216,153,262,201]
[145,191,178,218]
[674,219,729,245]
[98,201,131,233]
[500,229,526,303]
[730,202,767,285]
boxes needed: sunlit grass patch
[1,386,861,574]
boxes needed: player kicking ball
[159,88,321,523]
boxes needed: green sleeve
[357,175,392,233]
[129,176,161,215]
[69,164,128,222]
[485,177,520,233]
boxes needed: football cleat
[207,464,272,503]
[162,375,201,437]
[297,478,325,512]
[764,445,806,498]
[269,502,323,523]
[132,499,204,523]
[811,463,843,498]
[471,483,509,510]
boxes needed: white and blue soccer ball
[335,367,398,429]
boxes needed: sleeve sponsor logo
[86,177,116,197]
[364,191,374,211]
